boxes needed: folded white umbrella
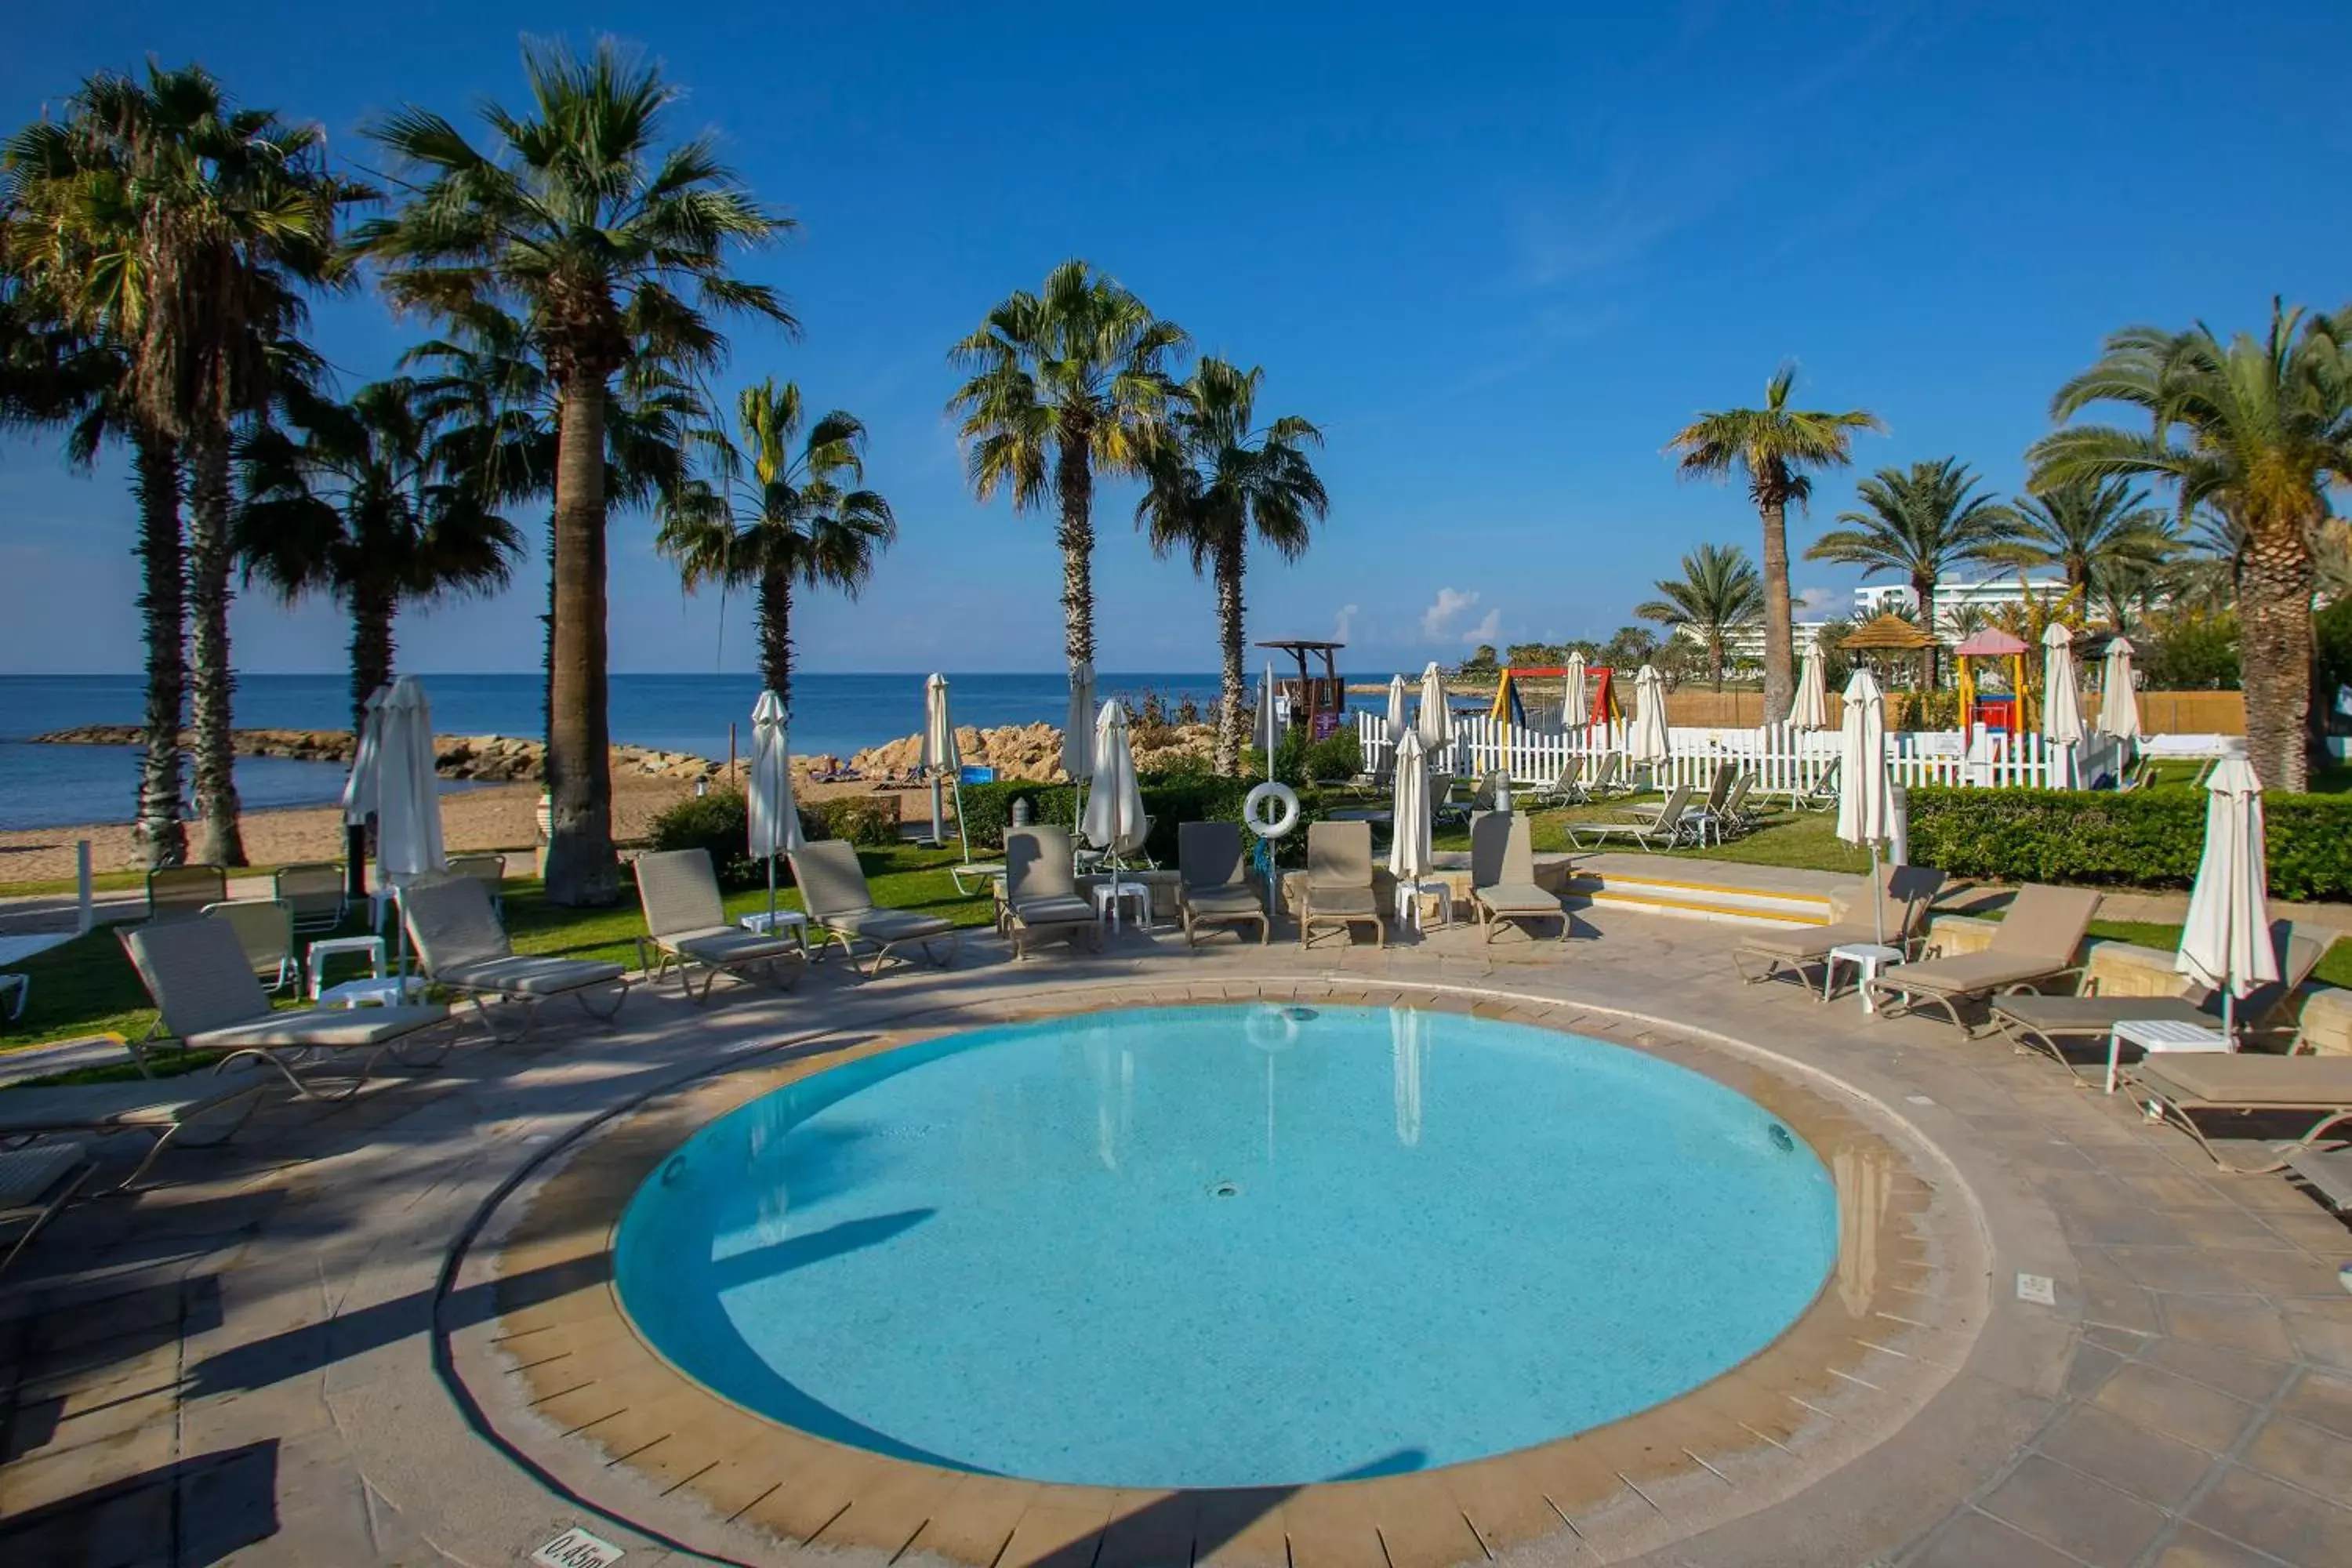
[2042,623,2086,788]
[1790,641,1830,732]
[923,673,960,848]
[1080,699,1149,859]
[341,684,389,828]
[1064,659,1097,829]
[1258,663,1281,777]
[1415,661,1454,775]
[1837,668,1896,943]
[747,689,804,924]
[2099,637,2143,742]
[1561,651,1588,731]
[371,676,447,976]
[1388,730,1432,882]
[1626,665,1671,765]
[2176,756,2279,1040]
[1385,674,1409,762]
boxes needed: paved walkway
[1,907,2348,1566]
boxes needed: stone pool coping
[446,978,1995,1568]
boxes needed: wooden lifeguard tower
[1256,639,1348,739]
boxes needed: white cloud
[1332,604,1359,644]
[1421,587,1483,641]
[1461,608,1503,646]
[1793,586,1843,618]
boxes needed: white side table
[737,909,812,955]
[1090,879,1150,932]
[2107,1018,2231,1094]
[307,935,387,1000]
[318,975,432,1010]
[1393,879,1453,932]
[1827,942,1904,1012]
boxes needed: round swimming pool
[612,1004,1838,1488]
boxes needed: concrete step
[1563,869,1834,930]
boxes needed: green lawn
[0,842,1001,1062]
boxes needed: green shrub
[804,794,900,847]
[647,789,762,888]
[956,772,1319,863]
[1305,728,1363,782]
[1905,785,2352,901]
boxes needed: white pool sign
[531,1526,623,1567]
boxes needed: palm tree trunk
[1054,430,1096,670]
[1915,575,1940,691]
[543,379,618,906]
[349,583,397,743]
[755,568,793,716]
[186,426,245,866]
[1758,497,1795,723]
[1213,531,1247,775]
[131,430,188,869]
[1709,633,1724,690]
[2240,518,2314,793]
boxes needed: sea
[0,671,1231,831]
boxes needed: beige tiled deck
[2,903,2349,1566]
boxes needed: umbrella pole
[952,773,972,866]
[766,855,778,929]
[2223,990,2236,1048]
[929,775,946,847]
[1871,841,1886,947]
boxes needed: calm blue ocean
[0,671,1229,831]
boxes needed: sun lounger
[0,1140,94,1277]
[1732,866,1947,992]
[1705,773,1758,841]
[123,916,456,1099]
[2285,1146,2352,1211]
[789,839,963,975]
[1001,826,1102,958]
[2123,1053,2352,1174]
[1991,923,2328,1080]
[201,898,296,993]
[447,852,508,918]
[1566,784,1697,853]
[0,1071,263,1191]
[1299,821,1387,949]
[1468,811,1568,942]
[273,861,349,934]
[401,873,630,1039]
[1633,763,1733,842]
[1863,884,2103,1029]
[147,863,227,923]
[632,848,804,1003]
[1177,822,1269,946]
[1780,760,1839,814]
[1435,770,1504,829]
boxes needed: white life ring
[1243,781,1301,839]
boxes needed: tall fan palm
[357,39,796,906]
[1997,474,2177,599]
[1635,542,1766,690]
[2031,302,2352,789]
[234,378,524,739]
[1667,368,1881,722]
[1135,358,1330,772]
[657,379,896,711]
[1806,458,2009,685]
[947,260,1187,676]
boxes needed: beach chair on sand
[401,873,630,1040]
[1299,821,1388,949]
[147,864,227,924]
[273,862,347,934]
[1469,811,1569,942]
[1990,923,2327,1080]
[632,849,804,1003]
[1566,784,1698,853]
[1177,822,1269,947]
[2123,1053,2352,1174]
[788,840,962,975]
[1001,827,1102,959]
[1863,884,2103,1030]
[1732,866,1947,993]
[0,1065,260,1194]
[122,918,455,1100]
[201,898,296,993]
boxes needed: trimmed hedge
[645,788,895,890]
[1906,785,2352,902]
[958,772,1327,863]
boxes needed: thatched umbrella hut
[1839,613,1938,690]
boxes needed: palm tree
[357,39,795,906]
[1135,358,1330,772]
[1806,458,2009,685]
[1668,368,1882,722]
[2031,302,2352,789]
[1635,543,1766,689]
[1996,474,2177,598]
[235,379,524,739]
[947,260,1187,677]
[657,379,896,710]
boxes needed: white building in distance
[1853,575,2071,633]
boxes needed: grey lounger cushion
[2132,1054,2352,1106]
[0,1078,256,1134]
[1477,883,1557,915]
[664,926,802,965]
[1878,951,2071,996]
[1742,920,1901,962]
[2286,1148,2352,1212]
[828,906,956,942]
[1184,886,1265,918]
[1011,895,1095,927]
[186,1005,449,1054]
[436,955,626,997]
[1992,995,2216,1038]
[1308,886,1380,916]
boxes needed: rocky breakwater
[32,725,717,784]
[845,720,1216,782]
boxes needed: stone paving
[0,903,2347,1566]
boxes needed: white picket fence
[1353,711,2118,793]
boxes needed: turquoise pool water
[612,1004,1838,1488]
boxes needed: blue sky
[2,2,2346,676]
